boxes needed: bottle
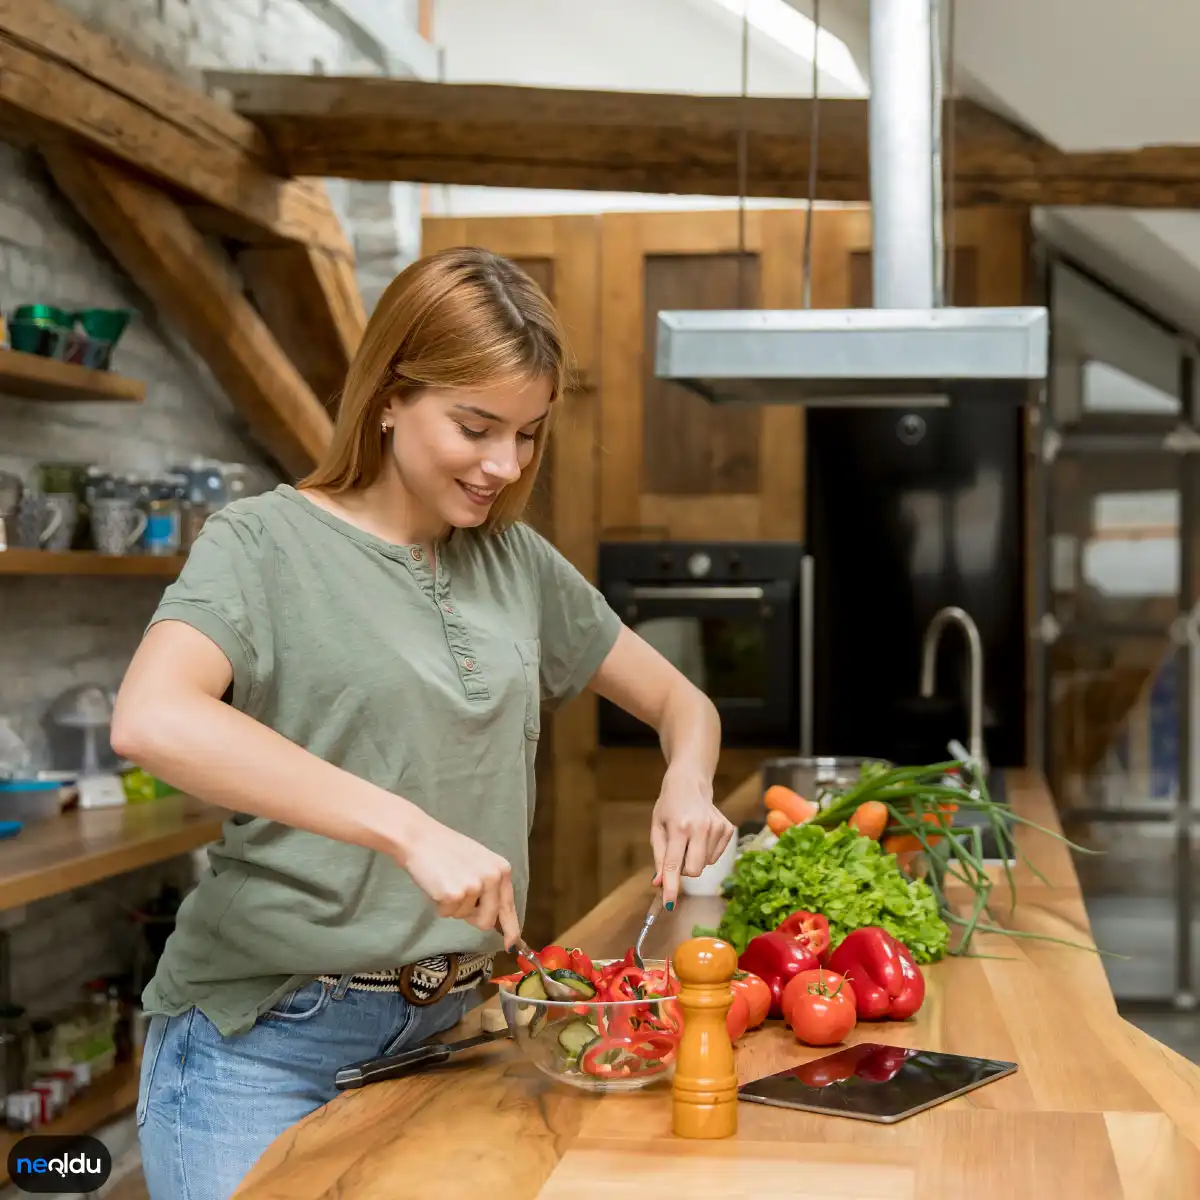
[143,477,181,556]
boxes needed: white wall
[426,0,866,217]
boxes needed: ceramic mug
[680,833,739,898]
[42,492,78,551]
[91,498,147,555]
[16,490,63,549]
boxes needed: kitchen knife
[333,1027,511,1090]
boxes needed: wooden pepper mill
[671,936,739,1139]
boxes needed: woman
[113,246,733,1200]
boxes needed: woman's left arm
[588,626,737,907]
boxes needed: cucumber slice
[546,969,597,999]
[515,971,548,1000]
[557,1019,599,1059]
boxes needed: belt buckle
[398,953,459,1007]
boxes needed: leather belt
[317,952,494,1006]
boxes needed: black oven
[596,541,812,749]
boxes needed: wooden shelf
[0,794,228,911]
[0,550,186,577]
[0,1062,140,1185]
[0,348,145,402]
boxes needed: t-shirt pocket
[515,638,542,740]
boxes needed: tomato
[731,971,771,1030]
[726,990,751,1044]
[539,945,573,973]
[782,969,857,1047]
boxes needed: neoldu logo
[7,1136,112,1193]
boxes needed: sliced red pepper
[580,1037,642,1078]
[566,947,595,982]
[580,1034,676,1077]
[602,963,648,1003]
[776,910,831,958]
[489,971,524,988]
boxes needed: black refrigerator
[805,401,1027,768]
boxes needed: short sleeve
[517,524,622,709]
[146,507,276,713]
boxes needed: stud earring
[381,420,390,433]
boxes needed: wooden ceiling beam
[208,72,1200,209]
[43,147,334,479]
[0,1,350,254]
[238,244,368,412]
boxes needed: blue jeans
[136,977,471,1200]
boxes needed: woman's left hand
[650,769,737,908]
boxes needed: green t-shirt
[140,484,622,1036]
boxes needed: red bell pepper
[775,909,831,958]
[824,927,926,1021]
[737,930,821,1020]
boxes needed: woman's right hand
[400,814,522,948]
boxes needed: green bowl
[72,309,132,344]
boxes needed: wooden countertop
[235,770,1200,1198]
[0,794,227,910]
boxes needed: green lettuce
[713,822,949,964]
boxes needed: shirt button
[410,547,423,561]
[463,658,475,672]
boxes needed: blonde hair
[301,246,567,533]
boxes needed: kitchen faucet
[919,606,987,771]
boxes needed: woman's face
[383,372,553,530]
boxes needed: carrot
[848,800,888,840]
[768,806,796,835]
[766,809,794,836]
[882,801,961,864]
[764,785,818,826]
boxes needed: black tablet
[738,1042,1018,1124]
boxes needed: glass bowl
[497,957,681,1092]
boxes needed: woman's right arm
[111,619,522,946]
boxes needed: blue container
[0,780,67,822]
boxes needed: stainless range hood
[654,0,1048,406]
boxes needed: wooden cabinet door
[599,209,808,542]
[809,206,1029,309]
[420,214,603,941]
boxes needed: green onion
[810,761,1105,958]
